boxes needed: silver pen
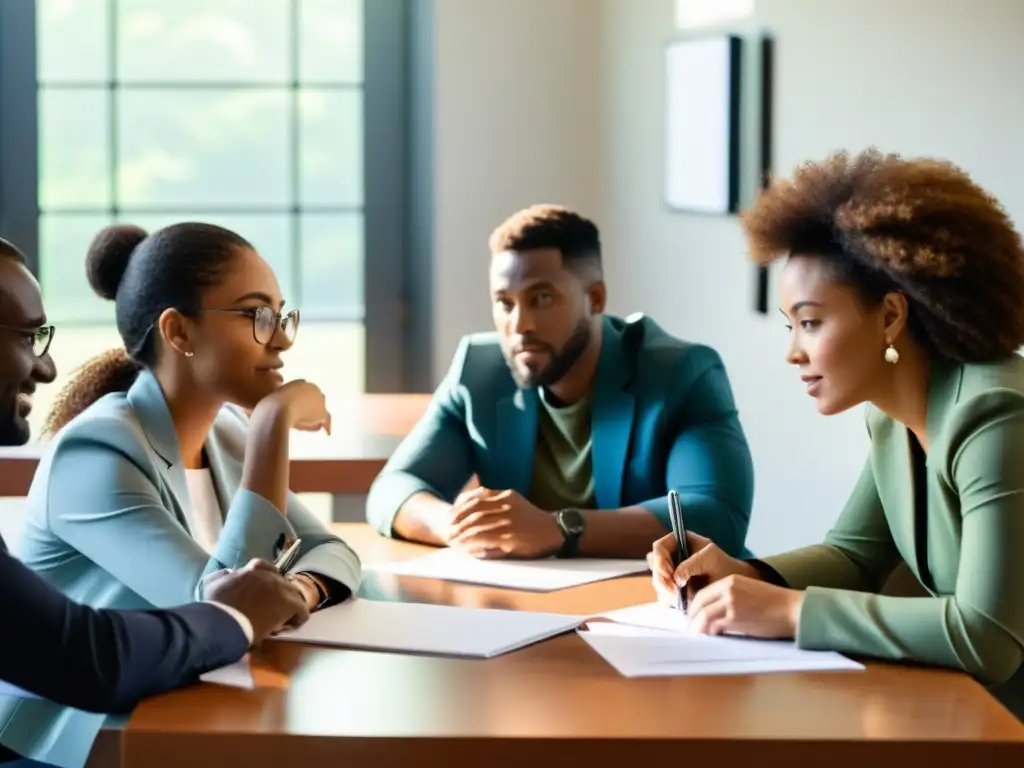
[274,537,302,573]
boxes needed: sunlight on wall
[675,0,754,29]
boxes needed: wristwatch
[554,508,586,558]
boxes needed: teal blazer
[367,314,755,556]
[3,369,362,768]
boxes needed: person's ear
[157,308,195,358]
[586,280,607,314]
[881,291,909,345]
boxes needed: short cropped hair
[488,204,601,274]
[0,238,27,264]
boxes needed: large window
[0,0,434,442]
[38,0,364,326]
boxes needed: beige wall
[596,0,1024,553]
[431,0,604,377]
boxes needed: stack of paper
[367,548,649,591]
[579,632,864,676]
[579,602,865,677]
[270,597,584,658]
[269,597,862,677]
[199,657,255,689]
[270,599,689,659]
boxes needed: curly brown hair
[740,148,1024,362]
[43,349,141,437]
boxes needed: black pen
[667,490,689,612]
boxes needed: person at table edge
[366,204,755,559]
[0,237,312,767]
[651,149,1024,720]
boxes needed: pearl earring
[184,351,194,358]
[884,343,899,365]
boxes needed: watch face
[559,509,586,536]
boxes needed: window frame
[0,0,434,393]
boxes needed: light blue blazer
[2,369,362,768]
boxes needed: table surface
[116,524,1024,767]
[0,393,431,497]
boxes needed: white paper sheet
[368,548,648,592]
[199,657,255,689]
[589,601,691,635]
[269,597,584,658]
[267,596,864,676]
[578,631,865,677]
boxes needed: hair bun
[86,224,148,300]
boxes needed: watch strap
[555,509,583,558]
[557,535,580,559]
[291,571,331,610]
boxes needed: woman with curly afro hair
[648,148,1024,718]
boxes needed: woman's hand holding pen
[647,531,805,639]
[648,530,757,601]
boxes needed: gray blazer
[2,369,361,767]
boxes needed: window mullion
[108,0,119,219]
[289,0,302,308]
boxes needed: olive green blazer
[761,356,1024,719]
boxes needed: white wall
[431,0,603,377]
[597,0,1024,553]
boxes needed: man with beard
[0,238,310,767]
[366,205,754,559]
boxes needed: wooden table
[0,394,431,498]
[112,524,1024,767]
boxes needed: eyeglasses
[206,307,300,345]
[0,324,55,358]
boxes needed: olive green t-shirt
[527,388,597,511]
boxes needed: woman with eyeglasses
[18,221,361,637]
